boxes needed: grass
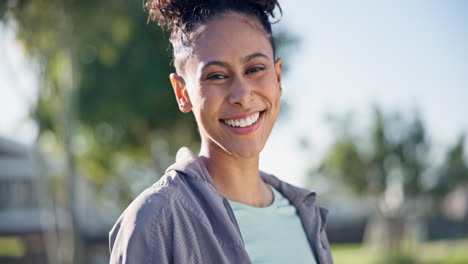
[331,239,468,264]
[0,236,25,258]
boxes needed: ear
[274,58,283,96]
[170,73,192,113]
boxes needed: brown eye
[207,73,229,80]
[246,66,265,74]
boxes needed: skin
[170,12,283,207]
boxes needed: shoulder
[110,170,184,230]
[114,185,171,228]
[109,170,194,262]
[108,171,184,252]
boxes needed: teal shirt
[227,183,317,264]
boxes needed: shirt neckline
[227,183,281,213]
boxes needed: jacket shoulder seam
[151,175,213,227]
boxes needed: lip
[220,110,264,120]
[220,110,266,135]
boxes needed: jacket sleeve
[109,190,173,264]
[318,207,334,264]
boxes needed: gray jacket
[109,147,334,264]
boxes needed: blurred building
[0,136,120,264]
[0,136,50,264]
[324,189,468,244]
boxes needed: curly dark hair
[144,0,282,73]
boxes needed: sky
[0,23,39,144]
[1,0,467,187]
[261,0,468,186]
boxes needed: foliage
[313,106,468,251]
[1,0,199,202]
[316,107,432,201]
[1,1,296,204]
[432,135,468,200]
[313,107,468,210]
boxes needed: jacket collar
[260,171,317,206]
[166,146,317,206]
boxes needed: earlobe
[275,58,283,96]
[180,99,193,113]
[170,73,192,113]
[274,58,283,84]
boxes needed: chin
[201,126,271,159]
[224,141,266,159]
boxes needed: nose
[228,77,253,106]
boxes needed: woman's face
[172,12,283,158]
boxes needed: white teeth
[223,112,261,128]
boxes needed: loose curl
[143,0,282,73]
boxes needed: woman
[109,0,333,263]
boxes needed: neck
[198,141,272,207]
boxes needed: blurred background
[0,0,467,263]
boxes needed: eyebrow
[201,52,270,72]
[241,52,269,64]
[201,61,229,72]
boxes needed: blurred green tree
[433,135,468,201]
[0,0,295,202]
[1,0,195,263]
[1,1,296,262]
[310,106,467,251]
[315,108,430,200]
[1,0,199,192]
[1,1,196,263]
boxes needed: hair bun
[250,0,280,17]
[144,0,196,29]
[144,0,282,30]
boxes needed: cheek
[197,90,225,120]
[256,76,281,102]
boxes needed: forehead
[187,13,273,69]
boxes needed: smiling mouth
[221,110,265,128]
